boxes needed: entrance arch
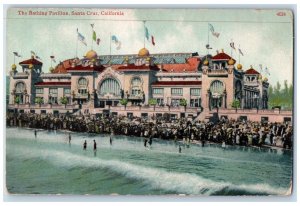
[209,80,224,109]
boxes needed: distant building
[8,47,275,121]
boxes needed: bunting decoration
[230,41,236,50]
[151,36,155,46]
[206,44,212,49]
[238,48,244,56]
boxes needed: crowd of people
[6,111,293,149]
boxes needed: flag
[31,51,36,56]
[259,64,263,72]
[151,35,155,46]
[50,55,56,63]
[208,23,220,38]
[93,31,97,41]
[238,48,244,56]
[96,38,101,45]
[206,44,212,49]
[111,35,121,50]
[77,28,87,46]
[265,67,270,75]
[230,41,236,50]
[90,23,94,28]
[145,26,150,40]
[13,52,21,57]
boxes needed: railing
[8,103,79,110]
[210,108,292,115]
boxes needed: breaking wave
[8,145,290,196]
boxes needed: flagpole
[109,32,112,65]
[207,23,209,57]
[143,21,146,48]
[13,54,15,64]
[238,45,240,64]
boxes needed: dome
[49,67,54,73]
[237,64,242,70]
[203,59,209,66]
[228,58,235,65]
[138,48,150,57]
[85,50,97,59]
[264,77,268,82]
[11,64,17,71]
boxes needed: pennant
[50,55,56,63]
[111,35,121,50]
[259,64,263,72]
[151,35,155,46]
[96,38,101,45]
[77,28,87,46]
[93,31,97,41]
[35,56,42,60]
[206,44,212,49]
[208,23,220,38]
[230,41,236,50]
[13,52,21,57]
[31,51,36,56]
[238,48,244,56]
[265,67,270,75]
[145,26,150,40]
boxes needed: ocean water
[6,127,293,196]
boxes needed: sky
[5,8,294,86]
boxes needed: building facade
[8,47,284,121]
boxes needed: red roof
[161,57,200,73]
[245,68,260,75]
[152,81,202,86]
[19,57,43,65]
[35,82,71,86]
[66,64,105,72]
[212,52,233,61]
[117,64,160,71]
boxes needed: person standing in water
[110,136,113,146]
[34,130,37,138]
[68,133,71,144]
[93,139,97,151]
[83,140,87,150]
[179,145,182,153]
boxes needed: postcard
[5,7,294,196]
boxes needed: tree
[148,98,157,110]
[60,96,68,107]
[15,96,20,104]
[179,98,187,107]
[35,97,44,105]
[231,99,240,111]
[120,98,128,109]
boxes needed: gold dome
[138,48,150,57]
[203,59,209,65]
[237,64,242,70]
[49,67,55,73]
[85,50,97,59]
[11,64,17,71]
[29,64,34,69]
[228,58,235,65]
[264,77,268,82]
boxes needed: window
[190,98,201,107]
[36,88,44,94]
[64,88,71,95]
[49,88,58,95]
[153,88,164,95]
[78,89,87,95]
[78,77,87,86]
[190,88,201,96]
[171,88,183,96]
[171,99,180,107]
[99,78,120,96]
[156,98,164,106]
[131,77,142,86]
[210,80,224,94]
[15,82,25,93]
[131,77,142,96]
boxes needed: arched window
[210,80,224,94]
[235,80,242,99]
[99,78,120,96]
[15,82,25,93]
[78,77,87,87]
[131,77,142,96]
